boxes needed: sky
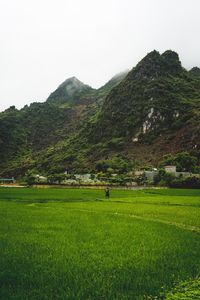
[0,0,200,111]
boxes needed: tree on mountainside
[24,171,36,186]
[160,152,198,172]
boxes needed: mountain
[0,50,200,177]
[189,67,200,77]
[47,77,95,107]
[97,71,129,96]
[0,72,126,176]
[47,73,129,106]
[87,50,194,140]
[82,50,200,164]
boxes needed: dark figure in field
[105,187,110,199]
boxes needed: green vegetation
[47,77,95,106]
[95,155,133,174]
[166,277,200,299]
[0,187,200,299]
[0,50,200,177]
[169,176,200,189]
[153,152,200,188]
[154,170,200,188]
[0,74,127,177]
[87,50,200,145]
[160,152,198,172]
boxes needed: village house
[35,175,47,182]
[137,165,197,184]
[164,165,176,173]
[164,165,194,178]
[0,177,15,184]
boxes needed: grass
[0,187,200,299]
[165,277,200,299]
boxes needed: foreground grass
[166,277,200,299]
[0,187,200,299]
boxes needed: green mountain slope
[88,51,198,140]
[80,50,200,164]
[0,73,127,176]
[0,50,199,177]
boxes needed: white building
[164,166,176,173]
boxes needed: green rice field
[0,187,200,299]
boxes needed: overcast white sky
[0,0,200,111]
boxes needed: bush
[135,173,148,186]
[154,169,175,186]
[47,173,66,184]
[24,171,36,186]
[169,176,200,188]
[154,168,200,188]
[95,155,133,174]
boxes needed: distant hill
[0,51,199,177]
[47,77,95,106]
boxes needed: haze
[0,0,200,111]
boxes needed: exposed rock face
[86,50,200,148]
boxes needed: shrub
[154,169,175,186]
[47,173,66,184]
[95,155,133,174]
[136,173,148,185]
[169,176,200,188]
[24,171,36,186]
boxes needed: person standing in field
[105,186,110,199]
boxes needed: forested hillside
[0,51,200,177]
[0,72,128,176]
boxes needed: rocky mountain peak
[58,77,85,89]
[161,50,182,74]
[128,50,183,80]
[189,67,200,77]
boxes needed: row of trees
[23,152,199,187]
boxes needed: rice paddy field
[0,187,200,299]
